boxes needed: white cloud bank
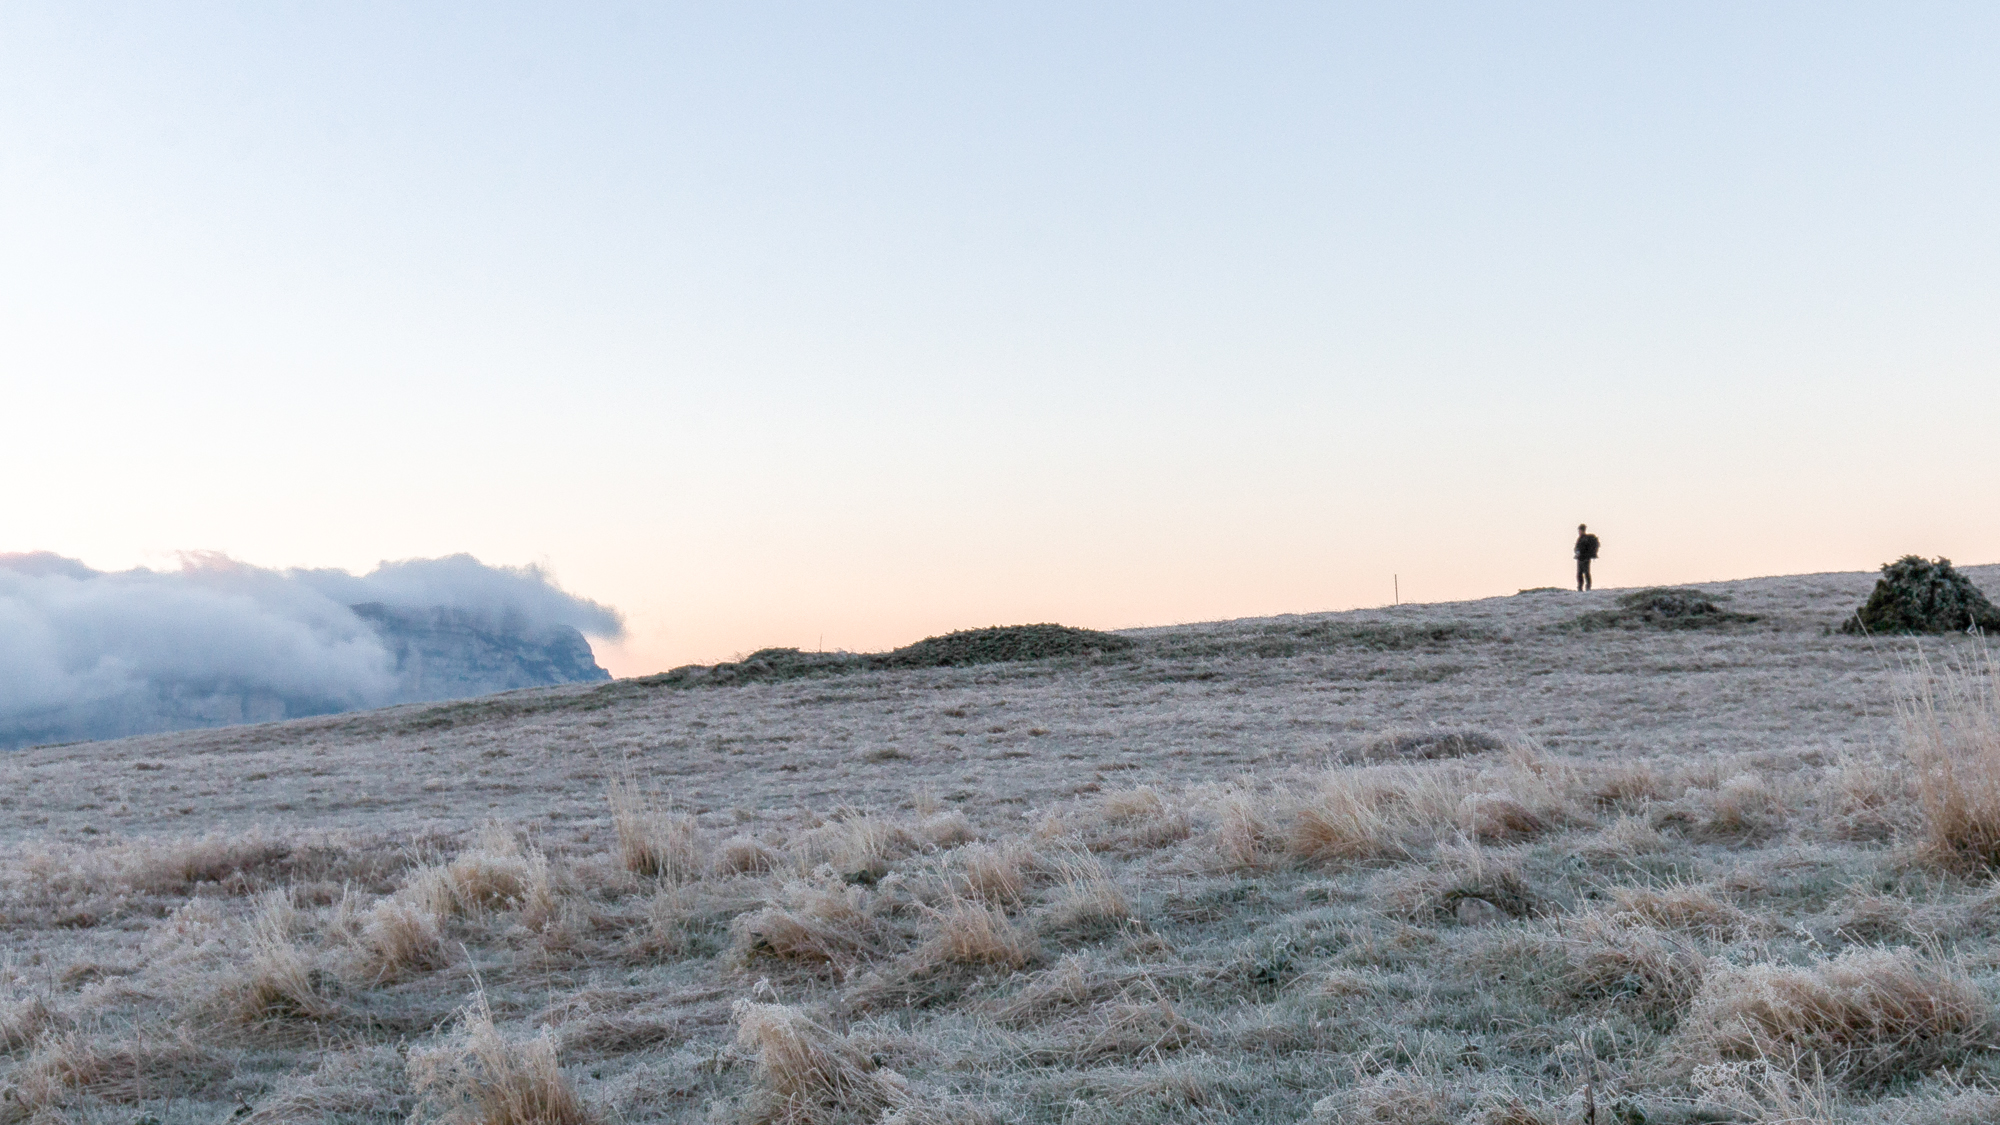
[0,553,623,748]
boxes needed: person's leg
[1582,559,1592,591]
[1576,559,1585,591]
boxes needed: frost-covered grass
[7,735,2000,1123]
[6,567,2000,1122]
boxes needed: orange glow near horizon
[5,8,1999,685]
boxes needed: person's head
[1578,523,1587,533]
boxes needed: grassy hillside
[5,569,2000,1123]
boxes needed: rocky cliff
[2,604,611,749]
[351,602,612,702]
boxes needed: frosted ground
[0,567,1931,846]
[6,566,2000,1124]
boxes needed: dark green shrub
[1575,588,1758,631]
[645,648,866,688]
[640,625,1133,689]
[883,624,1133,668]
[1842,556,2000,635]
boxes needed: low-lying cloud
[0,553,623,749]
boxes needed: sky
[3,3,1998,675]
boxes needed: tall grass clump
[1093,786,1192,851]
[4,1029,231,1117]
[713,835,784,877]
[408,1002,600,1125]
[951,840,1034,905]
[352,895,451,982]
[1216,793,1272,870]
[607,779,705,882]
[1898,655,2000,869]
[1677,946,1993,1088]
[1285,774,1404,864]
[231,889,337,1023]
[730,880,895,972]
[1284,767,1457,865]
[395,825,552,922]
[916,895,1038,971]
[1037,847,1133,940]
[0,995,61,1054]
[240,1046,414,1123]
[731,1000,907,1125]
[1608,882,1756,939]
[1559,913,1705,1030]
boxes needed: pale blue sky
[5,4,1998,671]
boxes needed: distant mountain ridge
[350,602,612,702]
[3,605,610,750]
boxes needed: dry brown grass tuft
[352,894,452,981]
[1577,813,1670,860]
[408,1003,600,1125]
[917,812,976,849]
[1283,768,1449,865]
[1587,759,1682,808]
[789,814,923,883]
[1382,846,1541,923]
[1501,738,1582,791]
[849,896,1039,1011]
[731,879,896,972]
[630,886,708,960]
[229,889,339,1023]
[0,996,62,1054]
[916,896,1039,971]
[714,835,784,877]
[1092,787,1193,851]
[1822,753,1916,842]
[732,1000,908,1125]
[385,830,556,930]
[242,1045,414,1123]
[1215,793,1272,870]
[1559,913,1706,1029]
[516,851,565,933]
[1698,771,1785,840]
[1457,792,1548,843]
[989,955,1115,1027]
[952,840,1035,905]
[5,1028,232,1115]
[1101,786,1168,821]
[607,780,706,882]
[830,816,922,884]
[430,824,553,916]
[1679,946,1994,1087]
[1,831,306,929]
[1899,660,2000,869]
[1037,847,1134,940]
[1309,1068,1462,1124]
[1608,882,1757,939]
[114,831,296,895]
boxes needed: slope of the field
[8,567,2000,1125]
[0,567,1940,847]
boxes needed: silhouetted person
[1574,523,1599,591]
